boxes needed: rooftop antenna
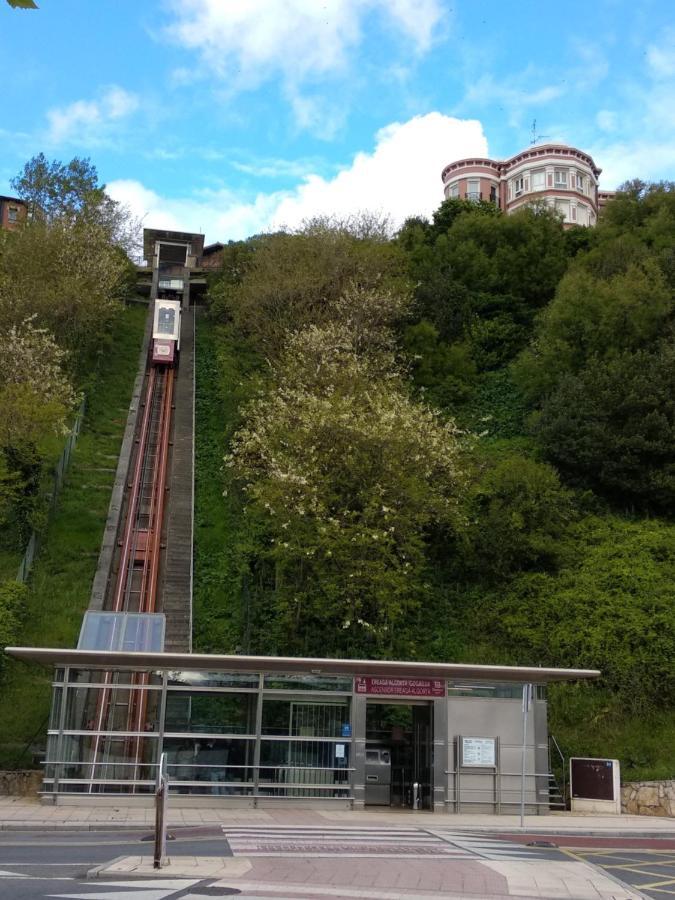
[530,119,550,145]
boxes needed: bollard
[412,782,420,810]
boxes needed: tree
[10,154,140,256]
[0,219,129,364]
[0,318,78,449]
[472,515,675,713]
[227,300,467,657]
[535,343,675,512]
[11,154,102,221]
[213,215,409,357]
[463,455,575,581]
[513,259,673,404]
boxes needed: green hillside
[193,188,675,782]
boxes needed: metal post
[154,752,168,869]
[520,683,532,828]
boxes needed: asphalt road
[0,828,238,900]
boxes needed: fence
[15,397,87,584]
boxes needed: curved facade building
[441,144,605,227]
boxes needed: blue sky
[2,0,674,243]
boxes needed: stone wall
[0,769,42,796]
[621,780,675,817]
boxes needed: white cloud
[46,86,140,146]
[646,28,675,79]
[107,112,486,244]
[166,0,444,82]
[596,110,618,133]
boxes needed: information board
[461,736,497,767]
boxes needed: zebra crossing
[220,825,566,860]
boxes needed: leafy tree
[403,320,477,406]
[473,515,675,713]
[0,219,129,364]
[214,215,409,357]
[228,293,466,657]
[11,154,102,221]
[513,259,673,403]
[535,344,675,512]
[463,455,575,581]
[0,318,78,449]
[11,154,140,255]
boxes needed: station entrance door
[365,701,433,809]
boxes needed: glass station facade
[45,668,354,800]
[29,653,598,812]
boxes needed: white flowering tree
[228,301,466,656]
[0,318,78,447]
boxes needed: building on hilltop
[441,144,616,227]
[0,195,27,231]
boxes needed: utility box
[365,747,391,806]
[570,758,621,814]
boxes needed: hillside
[193,189,675,782]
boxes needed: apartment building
[441,144,614,227]
[0,195,27,231]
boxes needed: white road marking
[47,881,199,900]
[0,868,29,877]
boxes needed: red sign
[354,676,445,697]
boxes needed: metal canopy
[4,646,600,683]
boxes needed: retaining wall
[621,780,675,817]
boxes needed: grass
[0,303,148,768]
[192,316,263,654]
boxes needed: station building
[6,639,598,813]
[441,144,615,227]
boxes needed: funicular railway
[4,227,601,810]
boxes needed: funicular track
[88,350,176,791]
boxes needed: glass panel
[447,682,524,698]
[63,685,161,732]
[49,686,63,730]
[263,674,352,692]
[258,739,351,797]
[67,669,163,687]
[78,612,165,652]
[46,733,159,783]
[167,671,259,689]
[162,736,255,793]
[156,304,177,335]
[261,698,350,737]
[164,691,257,735]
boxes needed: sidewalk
[89,852,643,899]
[1,794,674,835]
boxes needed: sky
[2,0,674,245]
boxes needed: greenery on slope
[195,186,675,781]
[0,304,147,767]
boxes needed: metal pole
[520,684,531,828]
[154,752,168,869]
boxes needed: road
[0,828,239,899]
[2,825,674,898]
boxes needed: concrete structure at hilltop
[441,144,616,227]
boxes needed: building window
[576,171,585,191]
[8,207,18,223]
[466,179,480,201]
[554,199,570,220]
[531,169,545,191]
[490,185,497,204]
[554,168,568,188]
[449,183,459,199]
[514,176,525,197]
